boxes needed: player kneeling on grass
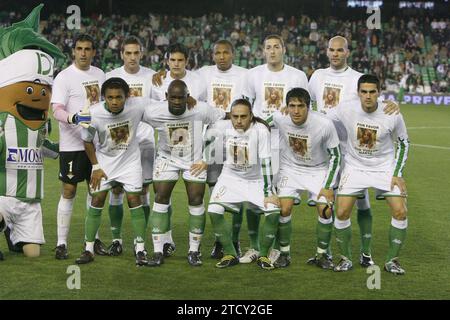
[205,99,280,270]
[327,75,410,275]
[266,88,341,268]
[75,78,149,266]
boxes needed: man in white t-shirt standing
[308,36,399,267]
[51,34,107,260]
[105,36,155,256]
[240,34,309,264]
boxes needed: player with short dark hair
[52,33,107,260]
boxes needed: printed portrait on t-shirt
[264,87,283,112]
[129,86,143,97]
[84,84,100,105]
[322,86,340,109]
[357,127,377,150]
[212,87,231,110]
[289,136,308,157]
[169,127,190,146]
[109,124,130,145]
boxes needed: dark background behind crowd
[1,0,448,93]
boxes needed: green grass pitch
[0,104,449,300]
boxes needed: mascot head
[0,4,65,130]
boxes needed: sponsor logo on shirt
[6,147,43,169]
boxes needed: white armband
[92,164,101,171]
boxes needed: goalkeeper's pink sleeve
[52,103,71,123]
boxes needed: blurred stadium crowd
[0,11,448,93]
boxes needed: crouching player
[266,88,341,268]
[206,99,280,270]
[329,75,410,274]
[75,78,149,266]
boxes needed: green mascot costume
[0,4,65,259]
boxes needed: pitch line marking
[411,143,450,150]
[407,126,450,130]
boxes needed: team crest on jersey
[6,147,43,169]
[356,123,379,155]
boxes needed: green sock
[85,206,102,242]
[130,206,146,244]
[143,205,150,228]
[386,224,407,262]
[209,212,236,256]
[108,204,123,240]
[150,210,169,235]
[357,208,373,255]
[317,218,333,252]
[189,212,206,235]
[246,209,261,251]
[167,205,173,230]
[231,206,244,243]
[260,212,280,257]
[335,223,352,261]
[278,216,292,254]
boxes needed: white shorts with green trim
[91,170,143,194]
[337,164,403,198]
[277,167,328,205]
[153,156,206,183]
[0,196,45,245]
[208,174,279,215]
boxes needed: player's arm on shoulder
[152,68,167,87]
[382,99,400,115]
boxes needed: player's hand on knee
[152,69,166,86]
[318,188,334,206]
[190,161,207,176]
[383,100,400,115]
[264,194,280,208]
[391,176,407,196]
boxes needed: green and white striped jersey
[0,113,53,202]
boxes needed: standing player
[266,88,341,268]
[105,36,155,255]
[75,78,149,266]
[328,75,409,274]
[240,34,308,263]
[52,34,107,260]
[308,36,399,267]
[206,99,280,270]
[144,80,225,267]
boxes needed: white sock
[189,232,202,252]
[152,234,163,253]
[135,242,145,253]
[85,241,94,254]
[57,196,74,246]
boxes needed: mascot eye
[26,86,34,94]
[41,88,47,96]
